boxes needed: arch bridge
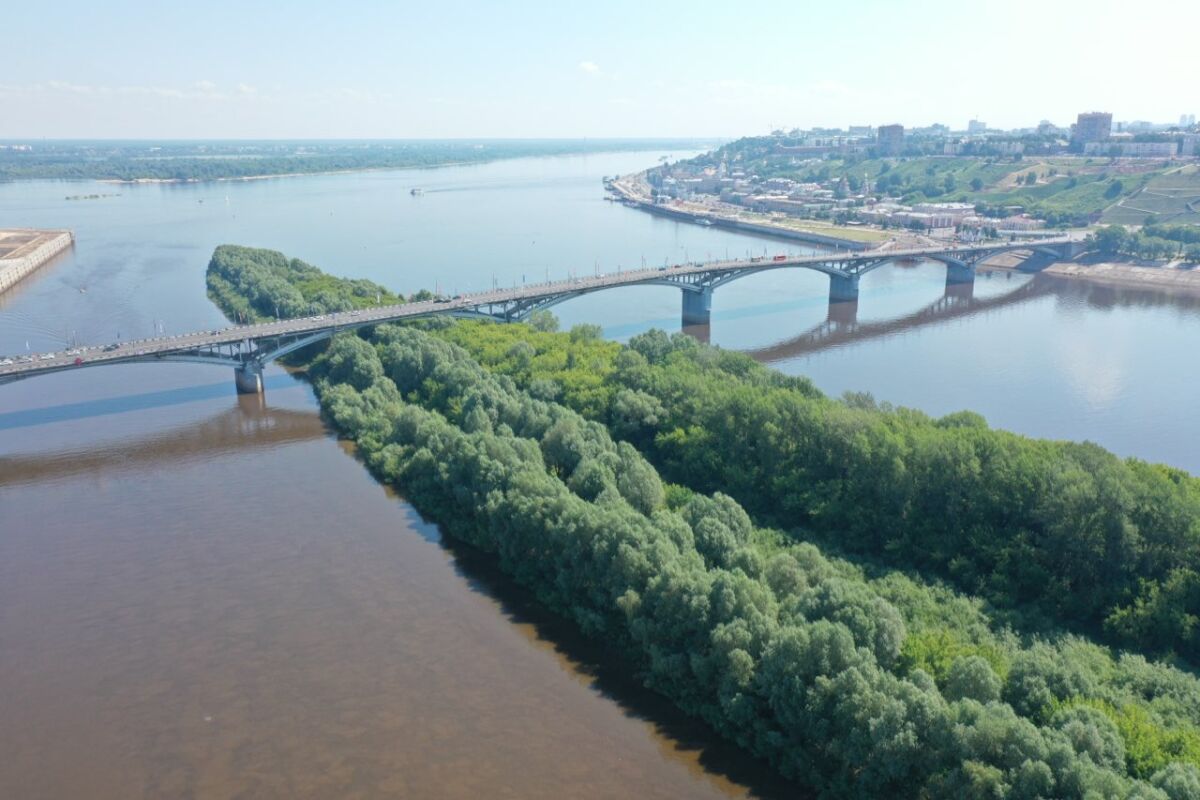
[0,238,1082,393]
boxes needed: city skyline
[2,0,1195,140]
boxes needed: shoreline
[1043,260,1200,296]
[27,144,712,187]
[94,162,484,185]
[979,251,1200,296]
[607,173,1200,299]
[608,174,881,252]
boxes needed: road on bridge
[0,237,1075,385]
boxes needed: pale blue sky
[4,0,1194,138]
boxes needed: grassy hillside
[696,138,1185,226]
[1103,165,1200,226]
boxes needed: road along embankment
[0,229,74,295]
[608,178,872,251]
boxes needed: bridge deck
[0,238,1074,384]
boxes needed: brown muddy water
[0,380,795,799]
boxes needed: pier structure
[0,230,74,295]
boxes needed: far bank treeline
[207,245,1200,799]
[0,139,707,182]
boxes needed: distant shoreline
[5,140,717,185]
[94,163,473,185]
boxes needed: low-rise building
[913,202,977,223]
[1083,141,1177,157]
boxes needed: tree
[569,323,603,342]
[528,309,559,332]
[945,656,1002,703]
[1091,225,1129,256]
[970,177,984,192]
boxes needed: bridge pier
[944,261,975,286]
[828,274,859,303]
[234,362,264,394]
[681,287,712,326]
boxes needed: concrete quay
[608,176,874,251]
[1043,261,1200,296]
[0,229,74,294]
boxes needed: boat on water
[697,218,714,226]
[410,188,424,196]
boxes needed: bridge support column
[945,261,975,286]
[681,287,712,327]
[828,274,859,303]
[234,362,264,394]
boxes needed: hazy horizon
[3,0,1195,140]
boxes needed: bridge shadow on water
[0,373,298,431]
[0,393,327,485]
[0,375,806,795]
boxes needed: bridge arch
[0,238,1079,392]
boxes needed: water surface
[2,149,1199,797]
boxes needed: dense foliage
[0,139,708,182]
[305,324,1199,798]
[1090,225,1200,262]
[435,322,1200,665]
[207,244,408,322]
[208,245,1200,797]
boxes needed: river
[1,149,1198,798]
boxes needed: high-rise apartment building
[1072,112,1112,145]
[877,124,904,155]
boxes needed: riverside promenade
[0,229,74,294]
[607,174,889,251]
